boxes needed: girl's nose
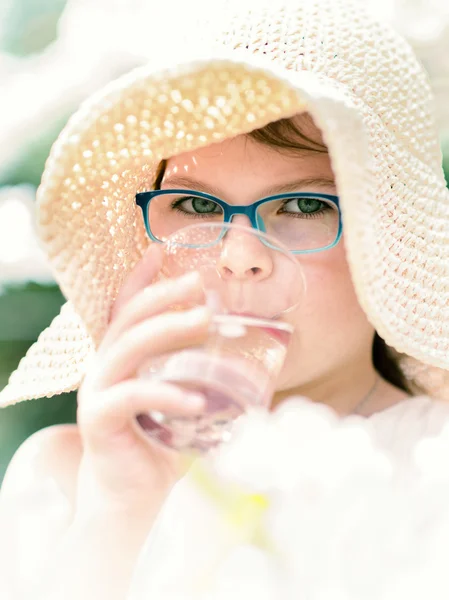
[218,224,273,282]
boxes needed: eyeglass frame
[135,189,343,254]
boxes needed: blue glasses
[136,189,342,254]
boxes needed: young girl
[1,0,449,598]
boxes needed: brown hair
[154,114,413,394]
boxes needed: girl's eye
[282,197,327,214]
[175,197,222,215]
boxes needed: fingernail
[180,271,201,286]
[185,393,205,409]
[185,305,209,323]
[205,290,223,313]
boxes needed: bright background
[0,0,448,482]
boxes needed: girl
[1,1,449,598]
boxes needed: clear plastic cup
[134,222,305,452]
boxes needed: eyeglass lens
[147,192,339,251]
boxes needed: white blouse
[367,395,449,465]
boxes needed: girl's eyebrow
[160,176,222,196]
[263,177,337,195]
[161,175,336,197]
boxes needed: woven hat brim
[1,51,449,406]
[0,302,94,407]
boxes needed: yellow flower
[189,459,274,551]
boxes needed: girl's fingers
[78,379,205,452]
[95,306,211,389]
[101,270,205,351]
[109,244,163,323]
[79,244,211,457]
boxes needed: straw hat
[2,0,449,408]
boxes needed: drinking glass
[133,222,305,452]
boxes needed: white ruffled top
[367,395,449,464]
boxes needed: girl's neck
[272,363,410,417]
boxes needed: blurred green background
[0,0,448,484]
[0,0,76,482]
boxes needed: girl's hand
[0,244,212,600]
[75,243,211,528]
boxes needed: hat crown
[184,0,441,168]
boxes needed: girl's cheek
[299,252,349,308]
[277,244,374,388]
[291,246,368,344]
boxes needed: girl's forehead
[163,135,334,183]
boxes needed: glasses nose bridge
[227,203,258,228]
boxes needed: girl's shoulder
[369,394,449,428]
[1,424,82,506]
[0,424,82,594]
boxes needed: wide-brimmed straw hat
[1,0,449,408]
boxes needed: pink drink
[136,315,292,452]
